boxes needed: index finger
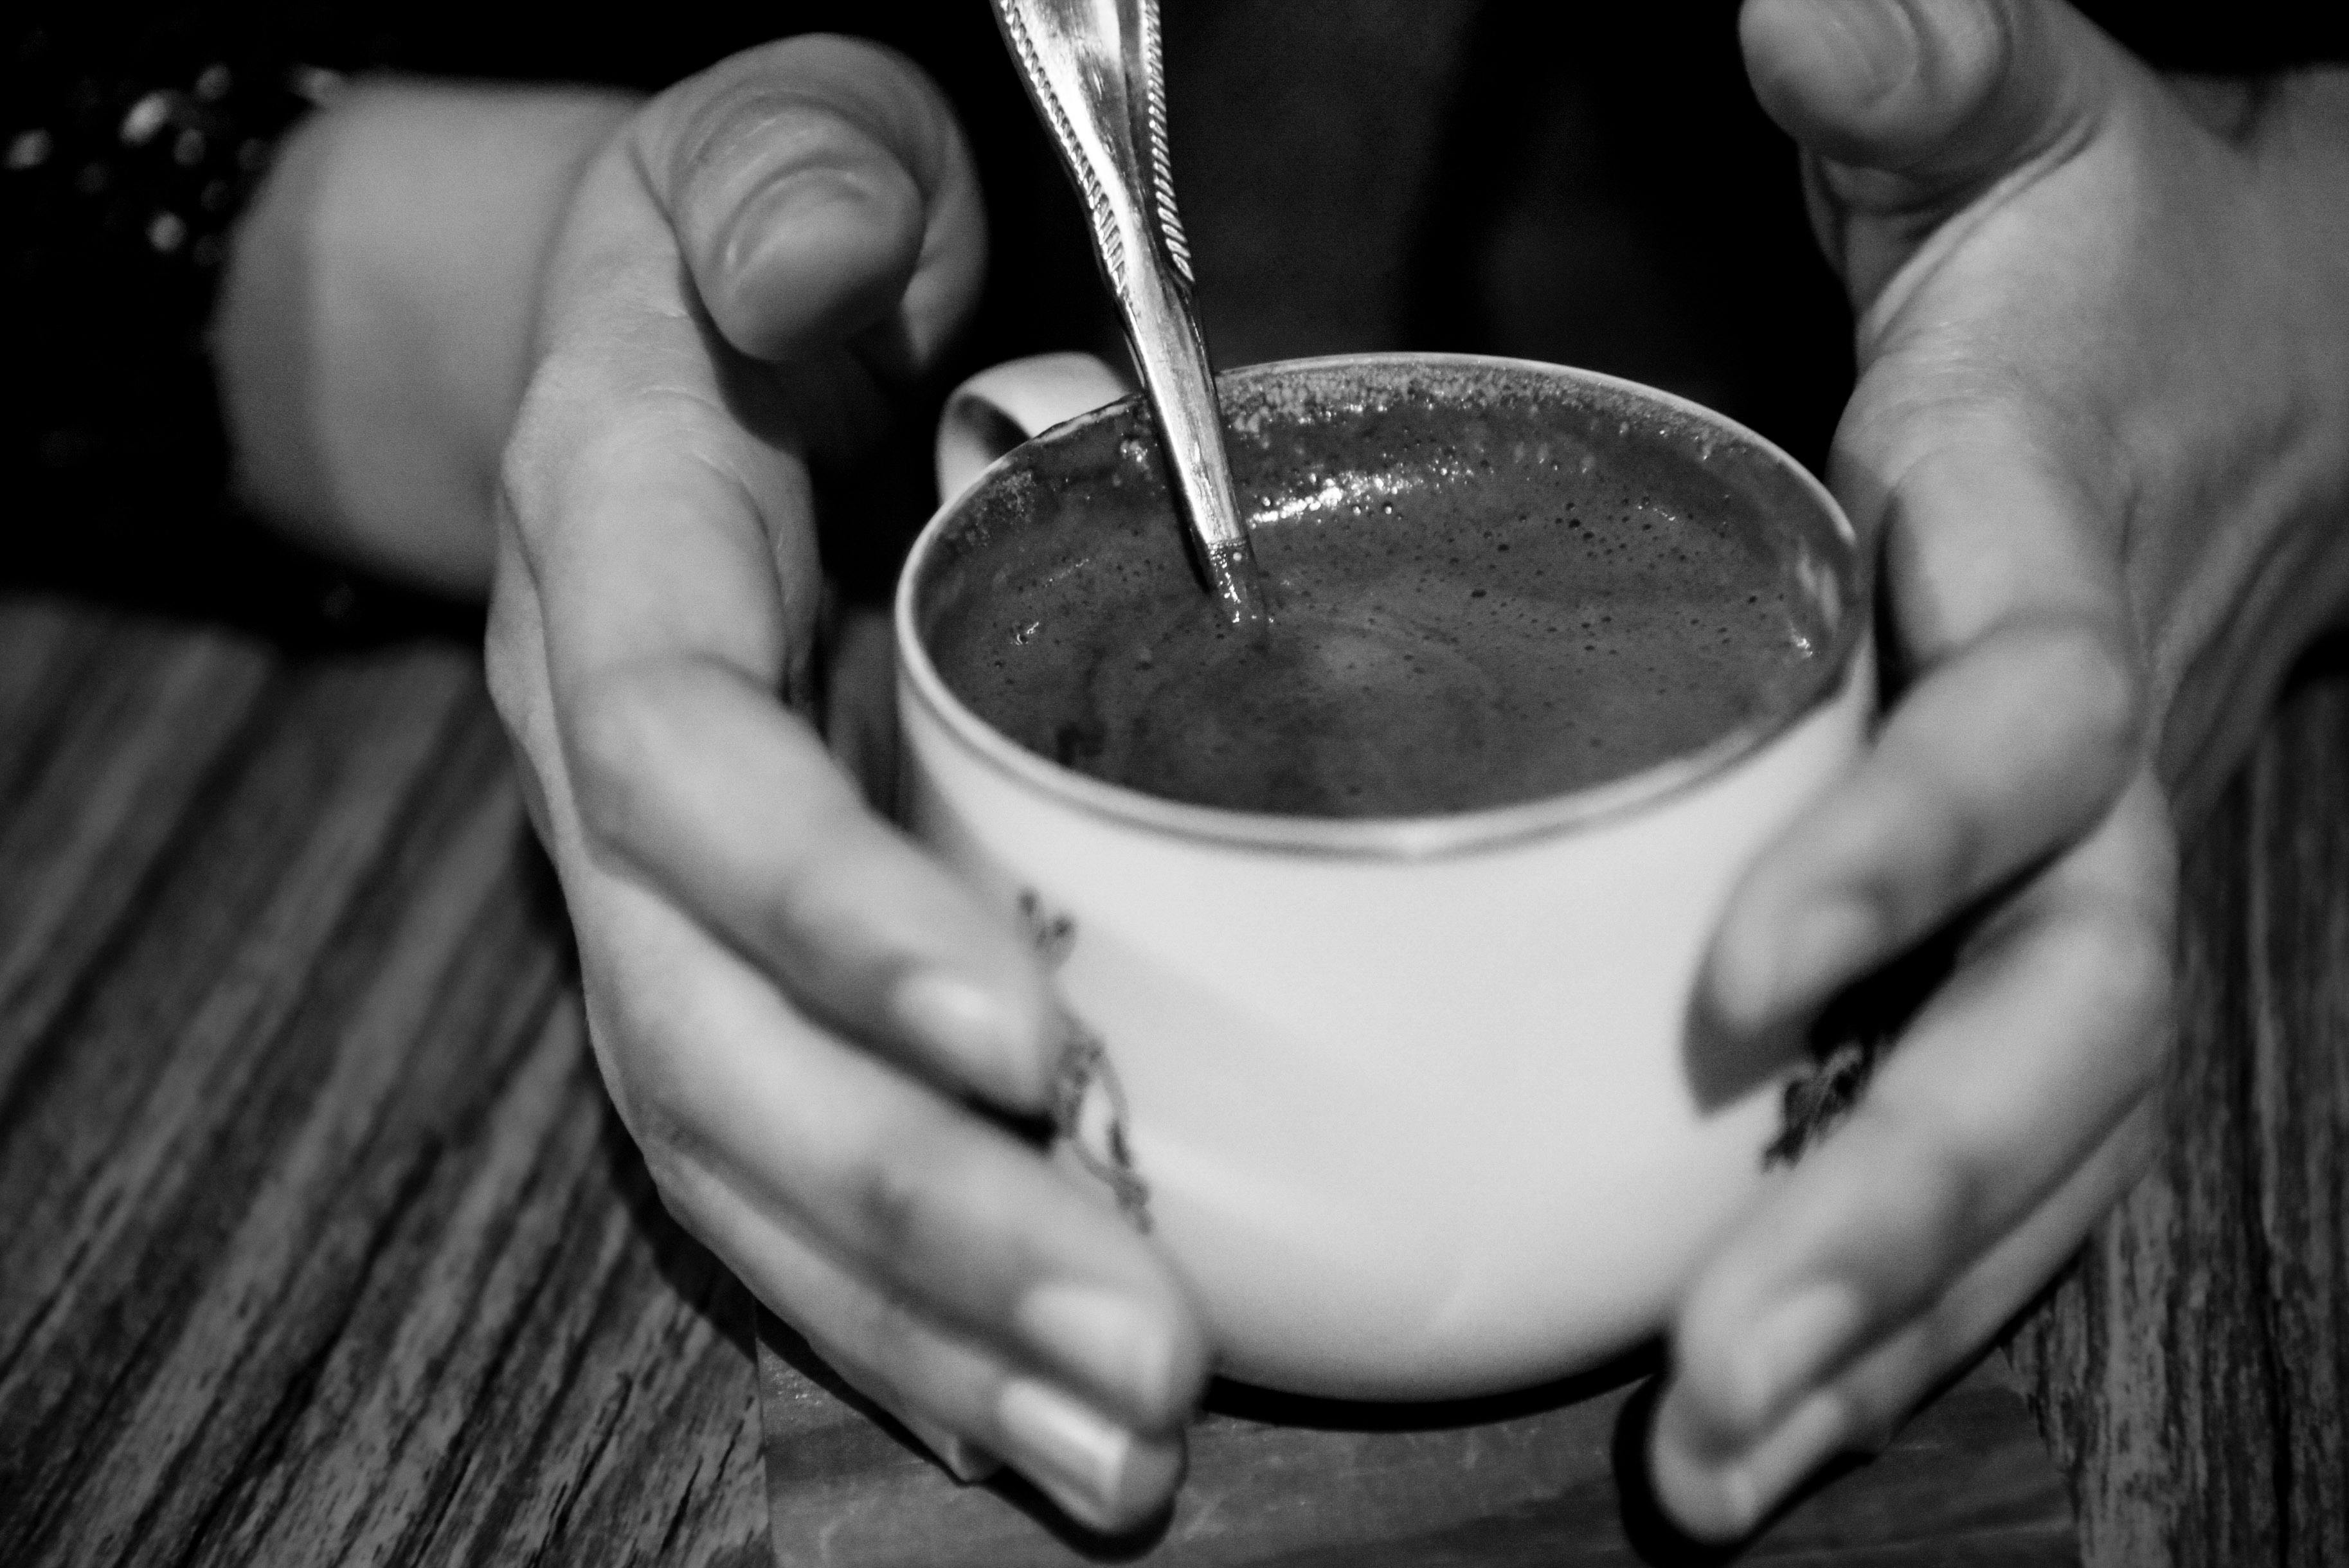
[1698,380,2145,1042]
[501,48,1058,1111]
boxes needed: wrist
[217,82,636,598]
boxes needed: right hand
[483,37,1209,1532]
[1653,0,2349,1537]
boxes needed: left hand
[1652,0,2349,1537]
[484,40,1209,1532]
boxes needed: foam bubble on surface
[922,366,1839,818]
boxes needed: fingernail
[724,167,885,279]
[1716,1387,1856,1535]
[1738,1287,1863,1431]
[1014,1283,1176,1418]
[995,1378,1152,1533]
[897,1409,1001,1484]
[1808,0,1920,101]
[887,969,1023,1090]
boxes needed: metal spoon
[991,0,1272,626]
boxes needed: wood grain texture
[8,590,2341,1568]
[0,597,767,1568]
[2014,648,2349,1568]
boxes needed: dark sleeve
[4,3,1081,635]
[6,10,372,625]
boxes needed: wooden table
[1,590,2340,1566]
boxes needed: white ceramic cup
[898,352,1873,1400]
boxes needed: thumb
[638,34,986,370]
[1738,0,2111,212]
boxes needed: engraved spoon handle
[992,0,1270,625]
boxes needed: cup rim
[896,351,1868,860]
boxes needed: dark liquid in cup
[919,362,1846,819]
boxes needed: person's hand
[484,37,1208,1532]
[1653,0,2349,1537]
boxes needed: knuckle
[598,1025,690,1153]
[1867,1099,1988,1284]
[562,665,665,851]
[2084,910,2176,1086]
[575,960,711,1158]
[627,1120,726,1247]
[482,629,528,730]
[838,1292,926,1403]
[500,355,714,537]
[642,1151,698,1228]
[846,1127,953,1270]
[496,370,577,534]
[852,1154,929,1266]
[496,427,544,534]
[2028,617,2144,770]
[482,588,541,729]
[771,797,888,914]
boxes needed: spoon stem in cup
[992,0,1272,626]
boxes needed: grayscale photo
[4,2,2344,1563]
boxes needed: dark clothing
[6,3,2344,642]
[5,4,1063,639]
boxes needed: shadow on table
[757,1292,2072,1568]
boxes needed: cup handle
[935,352,1131,507]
